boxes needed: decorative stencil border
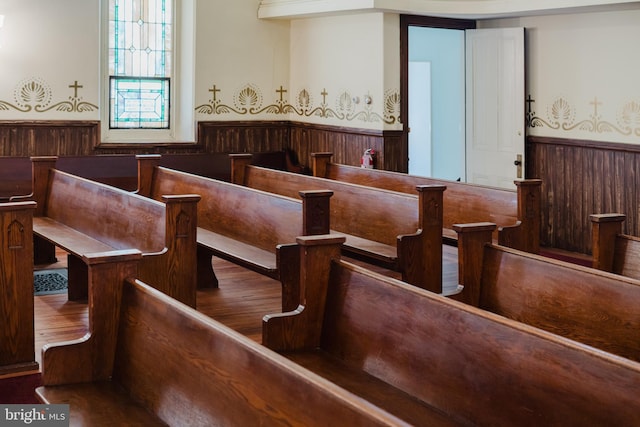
[0,78,98,113]
[0,78,402,127]
[526,94,640,136]
[196,83,401,125]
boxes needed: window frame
[100,0,196,145]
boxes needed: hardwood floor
[32,245,460,370]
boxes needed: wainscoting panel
[527,136,640,254]
[0,119,406,171]
[288,122,405,172]
[0,121,101,156]
[197,121,290,153]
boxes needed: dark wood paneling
[0,120,403,170]
[288,122,405,172]
[381,130,405,172]
[0,121,101,156]
[199,120,404,171]
[527,136,640,254]
[197,120,290,153]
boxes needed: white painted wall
[289,12,400,130]
[481,6,640,144]
[194,1,291,121]
[0,0,100,120]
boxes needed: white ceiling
[258,0,640,20]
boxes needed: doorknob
[514,154,522,178]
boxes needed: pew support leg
[33,235,57,265]
[67,253,89,301]
[277,243,301,312]
[398,230,442,294]
[197,246,219,289]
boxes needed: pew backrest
[263,235,640,426]
[239,164,421,246]
[147,166,330,252]
[591,213,640,280]
[45,169,167,253]
[310,152,541,253]
[0,156,31,200]
[230,160,446,293]
[116,279,406,426]
[455,222,640,362]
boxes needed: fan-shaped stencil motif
[620,101,640,127]
[15,78,52,109]
[384,90,401,122]
[297,89,311,110]
[336,91,354,113]
[551,98,573,122]
[234,84,262,109]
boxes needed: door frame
[400,15,476,173]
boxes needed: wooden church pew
[0,156,32,201]
[36,251,407,427]
[136,154,333,311]
[16,156,200,307]
[453,222,640,362]
[0,201,39,376]
[0,151,292,202]
[310,151,542,253]
[263,234,640,426]
[230,153,446,294]
[590,213,640,280]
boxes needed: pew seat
[19,157,199,307]
[284,352,454,426]
[197,227,279,273]
[36,252,406,427]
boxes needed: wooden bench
[453,222,640,362]
[0,151,294,201]
[136,155,332,310]
[310,152,542,253]
[0,201,39,376]
[19,156,201,307]
[590,213,640,280]
[36,252,406,426]
[0,156,32,200]
[263,235,640,426]
[230,154,447,294]
[161,150,295,181]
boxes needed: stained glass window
[108,0,172,129]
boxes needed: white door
[465,28,525,189]
[408,61,432,177]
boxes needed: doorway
[401,16,525,190]
[408,26,465,181]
